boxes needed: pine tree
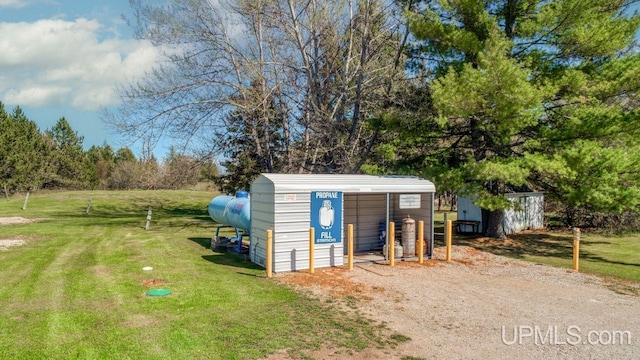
[44,117,91,189]
[394,0,640,235]
[0,104,52,192]
[87,143,116,189]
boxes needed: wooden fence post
[145,206,152,230]
[22,192,30,210]
[86,197,92,215]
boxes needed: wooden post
[3,185,8,201]
[417,220,424,264]
[389,221,395,267]
[309,228,315,274]
[348,224,354,271]
[22,192,30,210]
[573,227,580,271]
[266,230,273,278]
[445,219,452,262]
[85,197,92,215]
[145,206,152,230]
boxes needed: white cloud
[4,85,70,106]
[0,0,29,8]
[0,18,159,110]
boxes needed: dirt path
[0,217,34,250]
[0,217,33,226]
[275,246,640,359]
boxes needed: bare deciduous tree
[105,0,409,177]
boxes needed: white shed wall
[457,193,544,235]
[249,188,275,268]
[503,193,544,234]
[457,196,484,233]
[250,183,344,273]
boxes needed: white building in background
[457,192,544,235]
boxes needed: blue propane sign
[310,191,343,244]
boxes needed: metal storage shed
[249,174,436,273]
[457,192,544,234]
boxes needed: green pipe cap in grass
[146,288,171,297]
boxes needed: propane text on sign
[310,191,343,244]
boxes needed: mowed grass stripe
[0,190,391,359]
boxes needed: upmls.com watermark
[502,325,632,346]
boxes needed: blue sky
[0,0,162,157]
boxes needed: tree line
[108,0,640,234]
[0,102,218,195]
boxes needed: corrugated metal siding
[343,194,387,253]
[249,186,275,267]
[458,193,544,235]
[271,192,344,272]
[503,193,544,234]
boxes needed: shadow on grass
[201,253,265,272]
[454,232,640,268]
[581,253,640,267]
[189,237,212,249]
[454,232,575,260]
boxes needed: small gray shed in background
[457,192,544,235]
[250,174,436,273]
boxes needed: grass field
[0,190,398,360]
[432,209,640,284]
[454,230,640,282]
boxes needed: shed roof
[252,174,436,193]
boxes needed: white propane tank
[402,215,416,257]
[383,241,404,258]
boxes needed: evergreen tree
[115,147,136,164]
[87,143,116,189]
[44,117,91,189]
[392,0,640,235]
[213,81,288,193]
[0,104,52,192]
[0,103,13,192]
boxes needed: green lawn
[432,208,640,284]
[0,190,396,359]
[453,229,640,284]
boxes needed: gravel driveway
[275,246,640,359]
